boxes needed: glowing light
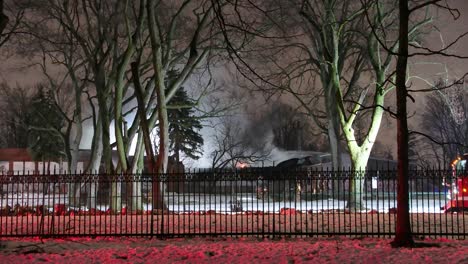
[452,157,461,168]
[236,162,249,169]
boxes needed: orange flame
[452,157,461,168]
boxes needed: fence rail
[0,168,467,238]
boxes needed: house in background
[0,148,182,175]
[0,148,84,174]
[269,150,397,170]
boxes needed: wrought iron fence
[0,168,467,238]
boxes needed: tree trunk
[67,129,85,208]
[87,117,103,173]
[391,0,414,247]
[98,97,113,172]
[347,152,370,211]
[325,84,343,170]
[344,83,385,211]
[110,180,122,212]
[131,61,166,211]
[114,39,136,173]
[153,95,169,210]
[84,115,103,210]
[95,66,113,173]
[111,77,128,212]
[147,0,170,211]
[94,65,119,211]
[69,132,81,173]
[324,81,344,200]
[130,135,144,211]
[114,88,128,172]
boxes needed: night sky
[0,1,467,161]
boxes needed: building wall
[0,148,85,174]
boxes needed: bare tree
[210,117,270,170]
[132,0,237,209]
[386,0,468,247]
[0,0,24,48]
[28,0,148,174]
[143,0,221,174]
[391,0,413,247]
[0,83,32,148]
[211,0,433,210]
[417,81,468,167]
[22,0,149,211]
[24,0,233,211]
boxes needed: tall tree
[27,87,66,163]
[213,0,429,210]
[419,85,467,167]
[294,0,431,210]
[390,0,468,247]
[166,72,204,164]
[26,0,148,211]
[145,0,216,174]
[392,0,413,247]
[213,0,466,212]
[27,0,145,174]
[142,0,228,209]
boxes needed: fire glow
[236,162,249,169]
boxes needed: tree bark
[391,0,414,247]
[326,86,343,170]
[325,79,344,198]
[66,66,84,173]
[131,61,166,210]
[94,64,113,173]
[130,134,144,210]
[347,153,369,210]
[147,0,171,211]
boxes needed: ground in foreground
[1,236,467,263]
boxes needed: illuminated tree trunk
[83,111,102,210]
[130,134,144,211]
[342,85,385,210]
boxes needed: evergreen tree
[27,86,66,162]
[166,70,204,163]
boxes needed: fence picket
[0,168,466,238]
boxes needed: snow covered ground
[0,192,450,213]
[1,210,466,238]
[0,236,468,263]
[2,191,465,238]
[1,193,467,262]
